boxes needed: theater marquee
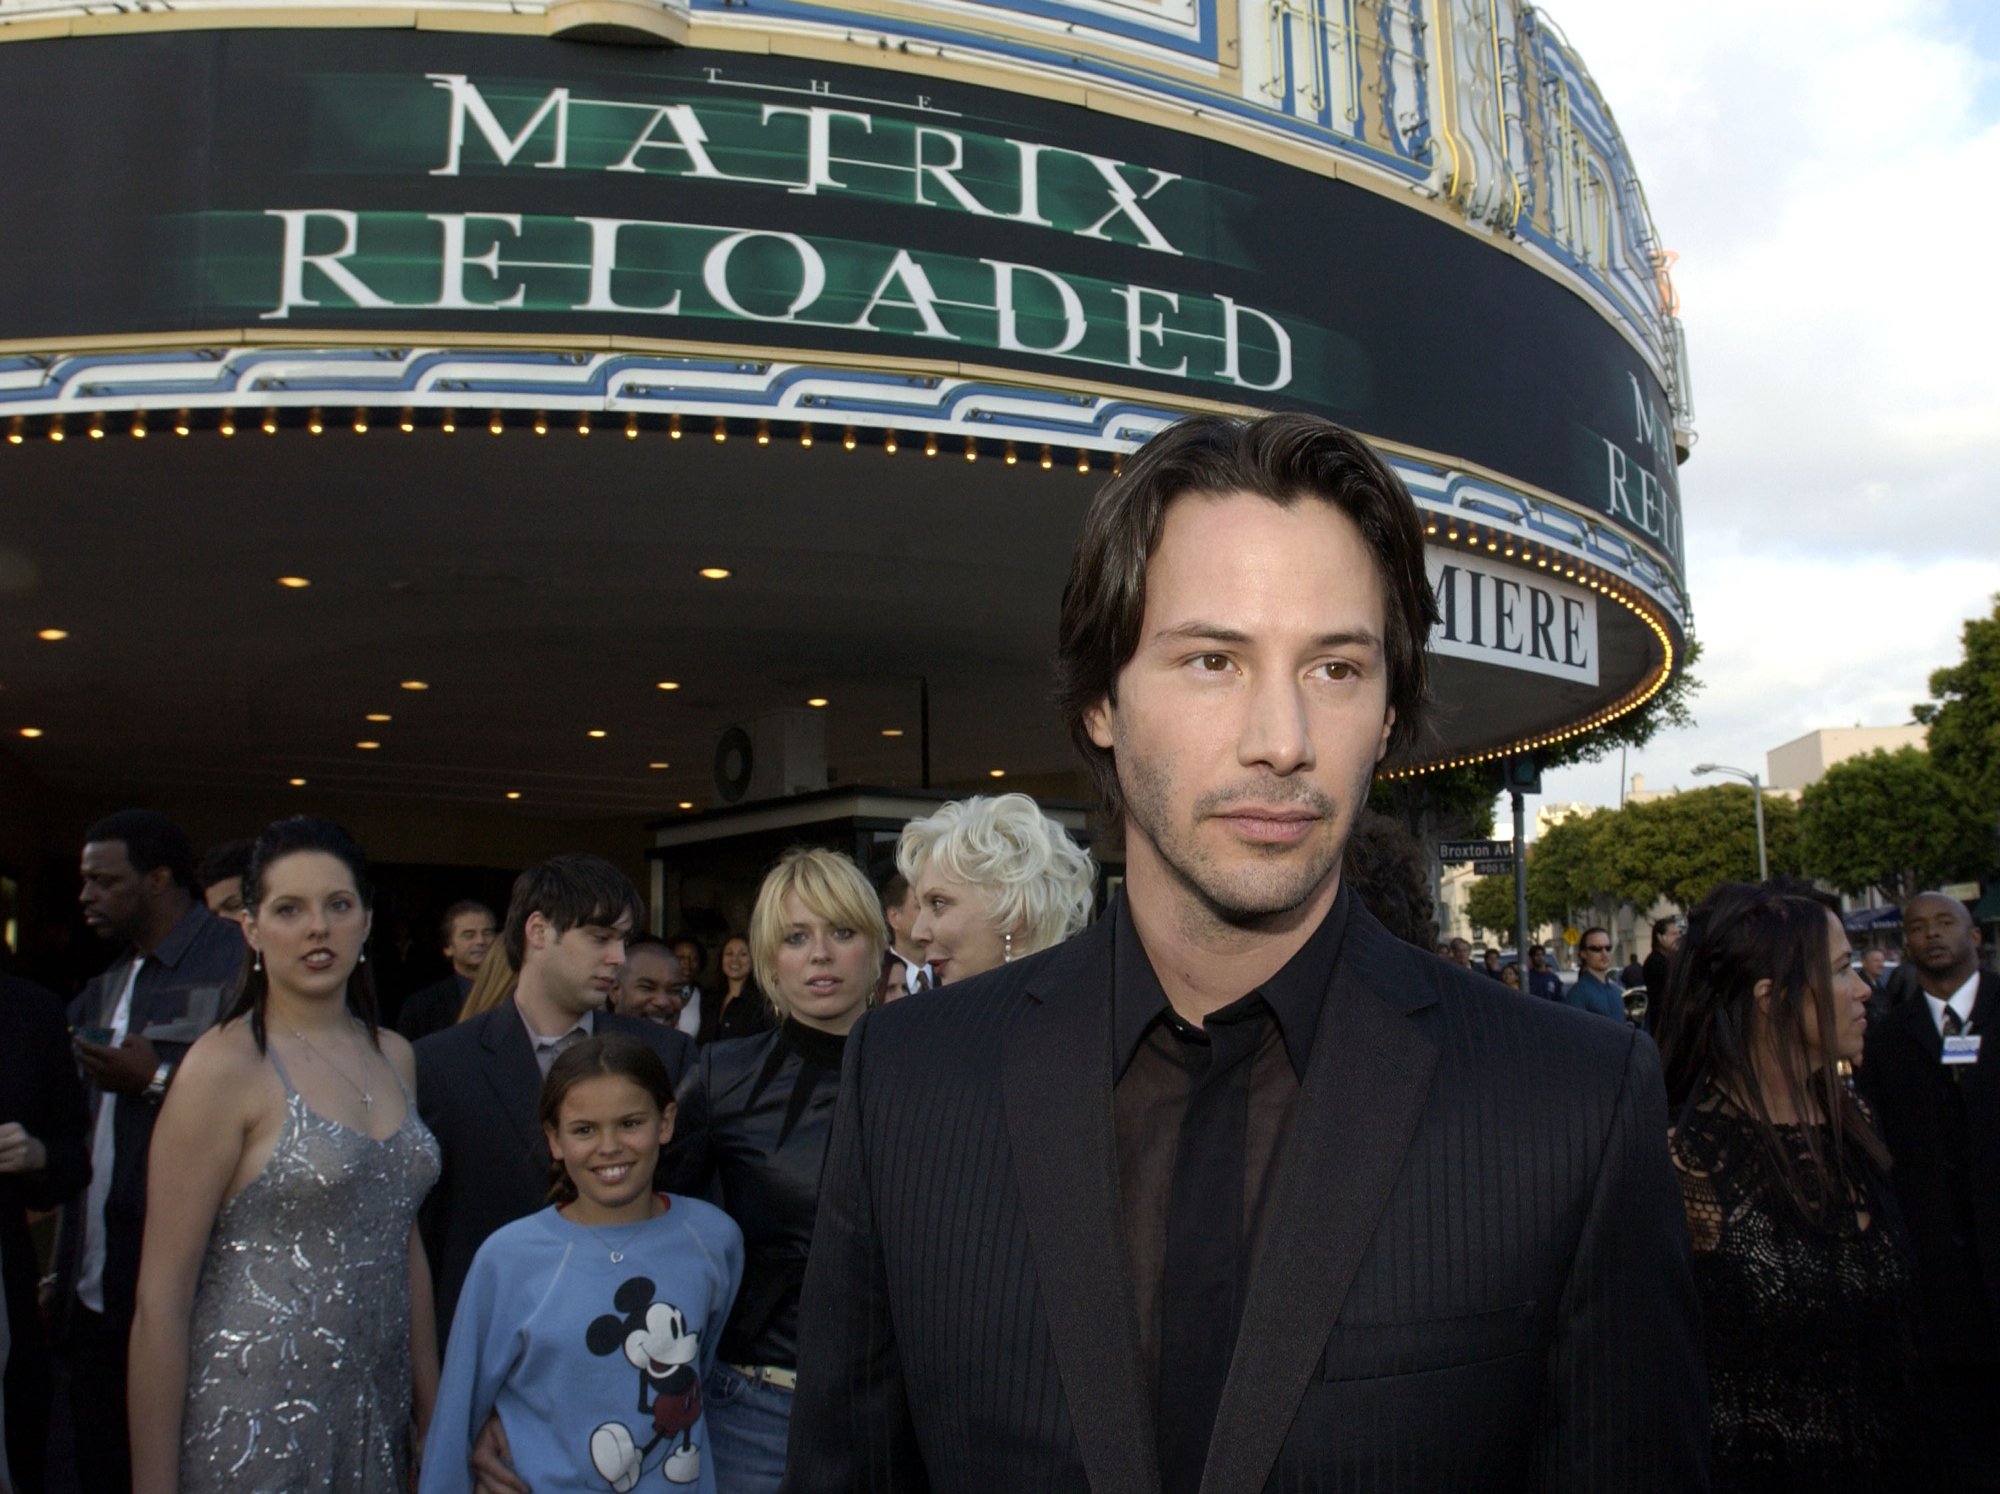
[0,28,1683,582]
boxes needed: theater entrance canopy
[0,0,1693,870]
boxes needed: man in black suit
[0,974,91,1491]
[397,898,499,1042]
[415,856,692,1342]
[788,414,1706,1492]
[1858,892,1999,1486]
[54,810,243,1494]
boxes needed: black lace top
[1670,1092,1934,1489]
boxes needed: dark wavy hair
[539,1034,674,1207]
[1054,413,1438,813]
[1657,881,1888,1228]
[221,816,379,1053]
[503,854,645,970]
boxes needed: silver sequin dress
[180,1045,441,1492]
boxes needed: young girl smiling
[422,1036,742,1493]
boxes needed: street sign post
[1438,838,1513,863]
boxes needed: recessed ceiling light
[276,576,311,589]
[400,680,429,691]
[677,800,694,810]
[18,727,42,739]
[288,777,307,786]
[356,740,381,750]
[505,791,522,800]
[656,680,681,691]
[587,729,608,739]
[806,697,829,709]
[648,761,670,770]
[698,567,731,580]
[881,728,905,738]
[365,713,391,723]
[36,629,67,641]
[989,769,1006,778]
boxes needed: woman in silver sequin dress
[129,817,442,1493]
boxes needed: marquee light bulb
[756,420,770,445]
[218,413,236,437]
[533,412,548,436]
[490,411,504,436]
[262,410,279,435]
[923,434,938,458]
[47,420,65,443]
[799,423,813,448]
[843,427,857,451]
[883,430,898,455]
[713,418,727,443]
[625,414,638,440]
[577,414,591,436]
[351,410,366,435]
[669,414,682,440]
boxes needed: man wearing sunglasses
[1568,927,1628,1022]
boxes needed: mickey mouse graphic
[586,1276,705,1489]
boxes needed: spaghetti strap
[266,1042,297,1095]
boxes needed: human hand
[471,1410,531,1494]
[0,1123,45,1174]
[75,1033,160,1094]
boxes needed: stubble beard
[1118,744,1349,934]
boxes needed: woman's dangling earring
[253,950,263,974]
[1003,931,1014,963]
[358,947,367,964]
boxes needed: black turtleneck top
[662,1019,845,1369]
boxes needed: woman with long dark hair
[1658,881,1932,1489]
[699,932,773,1044]
[128,817,441,1493]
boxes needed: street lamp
[1693,763,1768,881]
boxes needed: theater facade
[0,0,1692,935]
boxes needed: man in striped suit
[788,414,1707,1492]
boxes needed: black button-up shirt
[1110,885,1351,1398]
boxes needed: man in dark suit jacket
[0,974,91,1491]
[1858,892,2000,1484]
[397,898,499,1043]
[54,810,243,1494]
[416,856,692,1342]
[788,414,1706,1492]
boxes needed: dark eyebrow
[1149,621,1384,651]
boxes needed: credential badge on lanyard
[1942,1033,1981,1066]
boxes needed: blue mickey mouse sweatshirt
[421,1198,744,1494]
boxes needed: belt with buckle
[725,1361,799,1392]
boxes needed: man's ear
[145,866,175,898]
[1751,976,1774,1013]
[525,910,552,952]
[1084,696,1115,751]
[1375,705,1396,763]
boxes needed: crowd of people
[0,411,1993,1492]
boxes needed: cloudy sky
[1524,0,1999,819]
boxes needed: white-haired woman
[660,846,887,1493]
[898,793,1095,986]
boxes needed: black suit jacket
[0,977,91,1349]
[397,974,468,1044]
[415,998,694,1341]
[1857,971,2000,1367]
[787,899,1707,1492]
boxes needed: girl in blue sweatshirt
[422,1035,743,1494]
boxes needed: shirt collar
[518,1002,595,1050]
[143,901,217,969]
[1927,969,1981,1033]
[1111,883,1351,1084]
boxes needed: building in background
[1767,725,1929,794]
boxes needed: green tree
[1464,872,1519,938]
[1915,594,2000,818]
[1597,783,1800,907]
[1797,747,1990,901]
[1523,810,1616,927]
